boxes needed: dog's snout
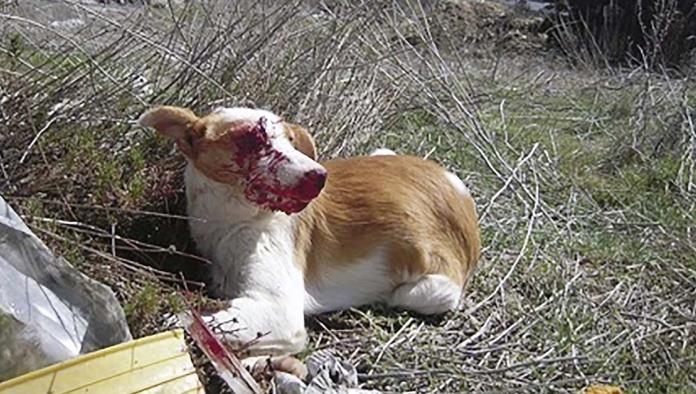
[306,169,327,191]
[286,168,327,202]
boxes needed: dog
[139,105,480,362]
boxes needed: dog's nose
[289,168,327,202]
[305,169,327,191]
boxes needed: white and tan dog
[140,106,480,359]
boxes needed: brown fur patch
[294,155,480,287]
[142,106,254,185]
[139,106,200,140]
[283,123,317,161]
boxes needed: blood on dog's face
[140,106,326,214]
[226,117,326,213]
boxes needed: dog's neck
[184,163,268,223]
[183,163,302,299]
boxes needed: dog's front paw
[202,296,307,356]
[270,356,308,380]
[200,307,249,349]
[246,356,308,385]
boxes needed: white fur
[212,106,283,131]
[389,274,462,314]
[444,171,470,196]
[187,163,307,354]
[370,148,396,156]
[303,248,394,315]
[266,136,322,187]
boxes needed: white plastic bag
[0,196,132,381]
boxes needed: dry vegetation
[550,0,696,70]
[1,0,695,392]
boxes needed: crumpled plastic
[0,196,132,381]
[274,350,382,394]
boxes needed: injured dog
[139,105,480,366]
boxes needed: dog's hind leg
[388,274,462,315]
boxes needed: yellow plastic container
[0,329,204,394]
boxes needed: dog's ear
[284,123,317,161]
[139,106,199,139]
[139,106,203,156]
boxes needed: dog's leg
[389,274,461,315]
[201,218,307,356]
[244,355,308,381]
[204,297,308,382]
[206,295,307,356]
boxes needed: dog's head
[139,106,326,214]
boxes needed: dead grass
[1,0,695,392]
